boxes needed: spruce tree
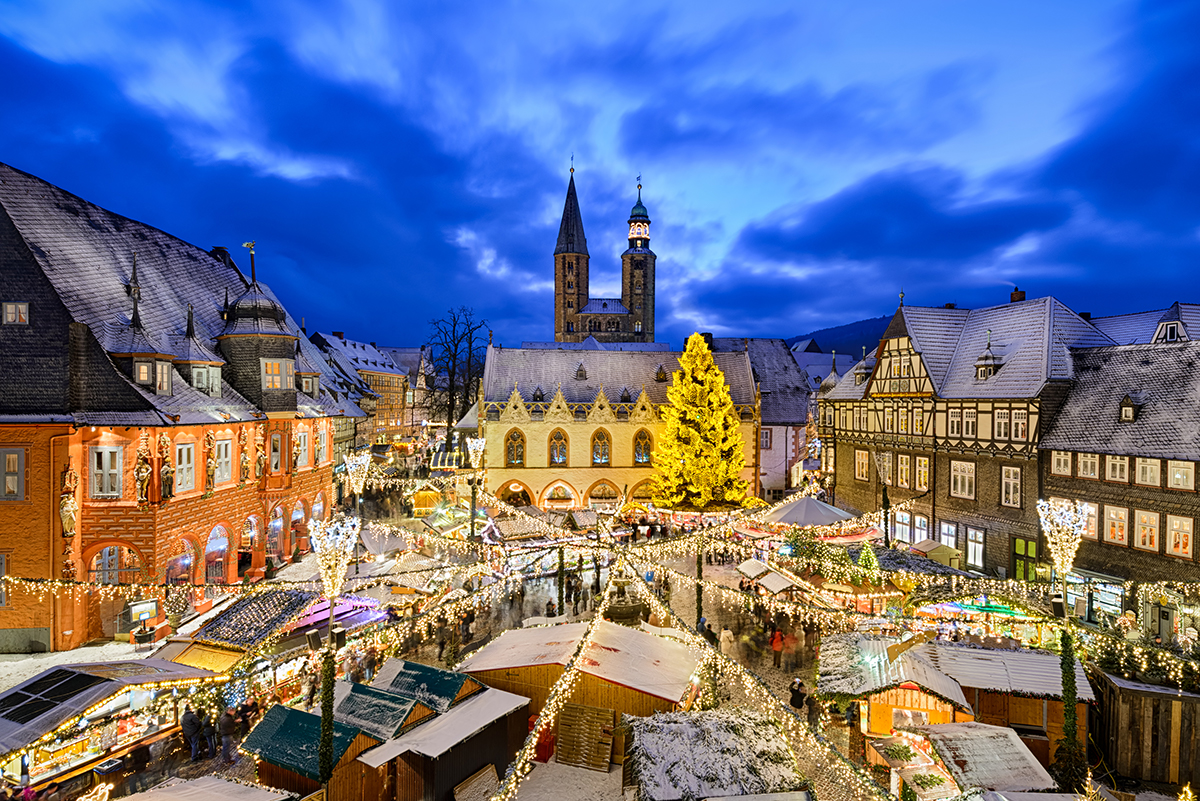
[1051,629,1087,791]
[652,333,749,510]
[857,541,880,579]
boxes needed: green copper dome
[629,185,649,220]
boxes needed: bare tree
[425,307,488,452]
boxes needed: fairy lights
[1038,498,1086,610]
[344,452,372,496]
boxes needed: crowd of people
[179,698,264,766]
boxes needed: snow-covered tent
[125,776,289,801]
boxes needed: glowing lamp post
[1038,498,1086,618]
[309,513,360,784]
[872,450,892,548]
[466,436,486,542]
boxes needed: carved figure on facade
[255,427,266,478]
[292,432,302,470]
[58,462,78,538]
[135,454,152,504]
[204,430,218,495]
[239,428,251,483]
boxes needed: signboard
[130,599,157,622]
[886,630,936,663]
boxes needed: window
[838,409,847,429]
[895,511,911,543]
[1168,516,1193,559]
[914,515,929,542]
[136,362,151,383]
[898,409,909,435]
[1164,322,1180,342]
[760,429,772,450]
[3,302,29,325]
[884,408,894,433]
[1012,410,1028,440]
[913,411,924,435]
[634,430,652,465]
[966,528,984,568]
[940,522,957,549]
[549,430,568,465]
[1077,453,1099,479]
[963,409,977,438]
[994,410,1010,440]
[505,430,525,467]
[878,452,892,486]
[855,450,869,481]
[950,461,975,499]
[1121,405,1134,421]
[1080,501,1098,540]
[192,365,209,393]
[1,449,24,500]
[1001,466,1021,507]
[262,359,295,390]
[90,447,122,498]
[1104,455,1128,483]
[270,433,282,472]
[155,362,171,394]
[1135,510,1159,552]
[295,432,309,467]
[215,439,232,482]
[1052,451,1072,476]
[1104,506,1128,545]
[915,457,929,491]
[949,409,962,437]
[852,407,862,431]
[897,454,911,488]
[175,443,195,492]
[316,430,327,463]
[1136,458,1160,486]
[302,377,313,394]
[591,430,611,465]
[406,390,414,404]
[1169,461,1195,490]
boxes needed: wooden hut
[1091,669,1200,785]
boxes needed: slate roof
[379,346,427,388]
[1092,303,1200,344]
[820,358,875,400]
[371,658,482,713]
[712,338,809,425]
[313,333,405,376]
[241,704,363,782]
[520,337,671,352]
[482,344,756,406]
[0,160,357,422]
[1039,342,1200,460]
[579,298,630,315]
[555,173,588,256]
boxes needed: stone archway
[498,480,533,507]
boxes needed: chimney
[370,342,377,348]
[333,331,344,339]
[1079,312,1091,321]
[944,303,957,309]
[701,332,714,349]
[301,317,306,334]
[1010,287,1026,303]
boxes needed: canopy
[763,496,855,527]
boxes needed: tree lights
[1037,498,1086,614]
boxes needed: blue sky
[1,0,1197,347]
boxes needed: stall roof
[0,660,217,757]
[816,635,970,711]
[195,589,319,650]
[926,641,1094,701]
[371,659,484,714]
[357,688,529,767]
[758,572,797,595]
[128,776,289,801]
[241,704,363,782]
[910,722,1056,792]
[737,559,770,580]
[333,681,429,741]
[762,496,855,527]
[458,620,699,704]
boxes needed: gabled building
[379,345,435,437]
[816,290,1113,578]
[478,343,758,509]
[0,160,359,652]
[311,332,412,446]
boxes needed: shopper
[789,679,807,710]
[180,705,202,762]
[770,628,784,668]
[720,625,736,658]
[219,707,239,764]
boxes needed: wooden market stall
[1091,669,1200,785]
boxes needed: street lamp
[466,436,486,542]
[309,513,360,785]
[872,450,892,548]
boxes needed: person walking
[806,692,822,730]
[180,705,202,762]
[201,709,217,758]
[126,744,152,793]
[782,628,799,672]
[719,625,736,658]
[789,679,807,710]
[770,628,784,668]
[219,707,239,764]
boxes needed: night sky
[1,0,1197,348]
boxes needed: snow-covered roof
[458,620,700,703]
[625,710,805,801]
[356,688,529,767]
[758,572,797,595]
[816,635,970,710]
[911,722,1056,792]
[371,658,483,713]
[925,640,1094,702]
[333,681,423,741]
[737,559,770,580]
[127,776,289,801]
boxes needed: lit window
[1169,461,1195,490]
[914,515,929,542]
[894,511,911,543]
[591,430,610,466]
[2,302,29,325]
[948,409,962,437]
[966,528,984,568]
[136,362,151,383]
[215,440,232,482]
[939,522,957,549]
[1080,501,1098,540]
[912,411,924,435]
[506,430,525,467]
[963,410,977,438]
[1120,406,1134,421]
[175,443,195,491]
[1104,506,1128,545]
[855,450,869,481]
[915,457,929,491]
[878,452,892,486]
[950,461,975,499]
[633,430,652,465]
[155,362,171,394]
[1167,516,1193,558]
[270,433,282,472]
[1136,458,1160,486]
[898,409,910,435]
[1052,451,1072,476]
[1,449,25,500]
[994,410,1010,440]
[1106,456,1128,482]
[261,359,295,390]
[1001,466,1021,507]
[90,447,122,498]
[897,454,910,488]
[550,430,569,465]
[1077,453,1099,479]
[1135,511,1158,552]
[884,408,894,433]
[1012,410,1028,440]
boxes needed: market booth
[0,660,219,794]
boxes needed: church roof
[711,338,809,426]
[554,173,588,256]
[579,298,630,315]
[629,185,649,221]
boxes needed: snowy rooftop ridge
[909,722,1056,792]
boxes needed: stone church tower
[553,171,656,343]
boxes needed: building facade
[0,160,357,651]
[479,344,758,510]
[311,332,411,443]
[553,171,655,344]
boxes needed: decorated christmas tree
[651,333,750,510]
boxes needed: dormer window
[155,362,172,394]
[208,366,221,397]
[620,388,632,404]
[977,365,995,380]
[1121,405,1133,421]
[1119,393,1144,422]
[576,363,587,380]
[1164,322,1180,342]
[532,386,544,402]
[262,359,295,390]
[135,361,153,385]
[302,376,314,395]
[655,365,668,382]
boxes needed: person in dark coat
[219,707,239,764]
[199,709,216,758]
[806,693,821,730]
[789,679,807,710]
[180,706,202,762]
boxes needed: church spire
[555,171,588,256]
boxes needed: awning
[762,496,855,527]
[737,559,770,579]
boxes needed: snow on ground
[0,639,141,693]
[516,756,624,801]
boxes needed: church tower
[620,182,655,342]
[554,169,589,343]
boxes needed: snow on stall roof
[816,635,970,711]
[128,776,289,801]
[737,559,770,579]
[458,620,700,703]
[925,640,1094,701]
[758,572,797,595]
[357,688,529,767]
[701,794,813,801]
[911,722,1056,792]
[371,658,479,713]
[333,681,418,741]
[625,709,805,801]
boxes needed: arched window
[592,430,611,466]
[505,430,525,467]
[635,321,643,333]
[634,430,653,465]
[549,430,568,466]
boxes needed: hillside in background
[786,315,891,361]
